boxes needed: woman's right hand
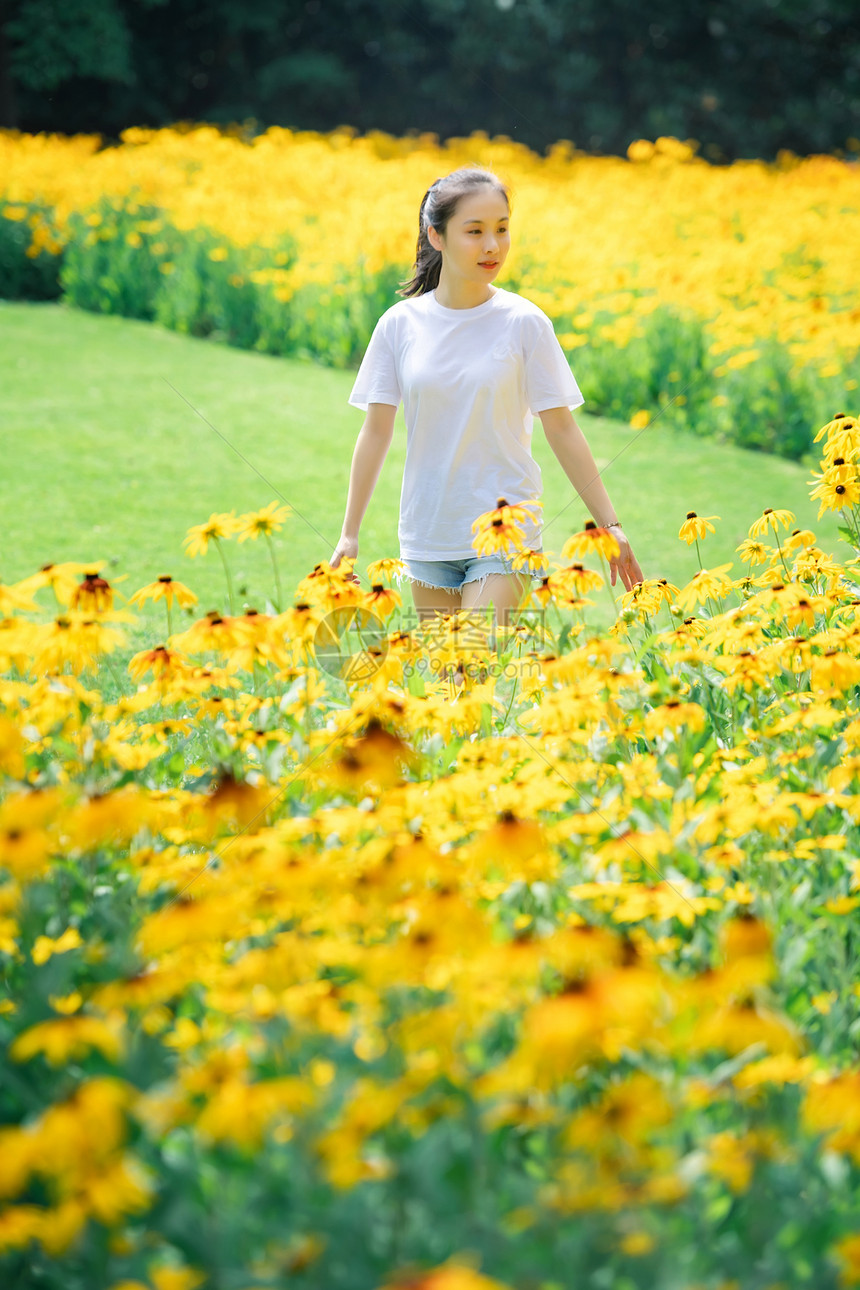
[329,535,361,585]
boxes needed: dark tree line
[2,0,859,160]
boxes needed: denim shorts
[403,551,534,590]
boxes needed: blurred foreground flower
[128,575,198,634]
[471,497,541,556]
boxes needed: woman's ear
[427,224,443,254]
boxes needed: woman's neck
[433,273,497,310]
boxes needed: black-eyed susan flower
[810,473,860,519]
[32,613,128,674]
[128,575,198,611]
[366,557,407,583]
[26,560,105,608]
[619,578,665,615]
[294,561,364,611]
[652,577,681,607]
[183,511,241,558]
[748,507,796,538]
[235,502,291,609]
[562,520,620,562]
[184,511,241,611]
[128,575,198,635]
[272,601,324,657]
[168,610,243,655]
[679,512,720,544]
[552,563,602,597]
[127,643,190,683]
[736,538,775,566]
[0,580,39,615]
[510,548,549,576]
[235,501,291,540]
[70,571,113,613]
[783,528,817,553]
[364,584,402,617]
[642,698,707,740]
[672,564,735,612]
[528,575,555,608]
[9,1012,125,1066]
[812,410,859,446]
[471,497,541,557]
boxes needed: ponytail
[397,167,510,299]
[398,179,444,298]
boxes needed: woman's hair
[397,165,511,298]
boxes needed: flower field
[1,125,858,457]
[2,411,860,1288]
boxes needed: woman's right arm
[330,402,397,581]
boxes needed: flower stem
[213,538,236,615]
[264,532,283,613]
[841,505,860,555]
[773,527,791,578]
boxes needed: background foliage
[1,0,860,161]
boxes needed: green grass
[0,299,846,646]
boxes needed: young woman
[330,165,643,628]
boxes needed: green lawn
[1,299,845,642]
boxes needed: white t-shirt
[348,286,585,561]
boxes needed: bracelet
[604,521,623,530]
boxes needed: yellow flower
[9,1012,125,1065]
[810,473,860,518]
[510,548,549,575]
[673,563,735,611]
[627,139,656,162]
[834,1233,860,1287]
[127,643,190,682]
[17,560,103,608]
[149,1266,207,1290]
[748,507,796,538]
[783,527,817,552]
[562,521,620,561]
[127,576,198,609]
[679,511,720,543]
[736,538,775,565]
[0,714,25,778]
[471,497,541,556]
[70,571,114,613]
[363,584,402,617]
[555,563,604,597]
[813,411,859,444]
[183,511,240,558]
[32,927,83,964]
[235,500,291,541]
[0,581,40,615]
[380,1261,513,1290]
[366,557,407,582]
[620,1231,656,1256]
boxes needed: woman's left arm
[539,405,644,591]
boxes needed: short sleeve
[523,313,585,415]
[348,312,401,411]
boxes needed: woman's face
[428,188,511,286]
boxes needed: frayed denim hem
[404,576,460,591]
[405,571,506,592]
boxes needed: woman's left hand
[609,531,644,592]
